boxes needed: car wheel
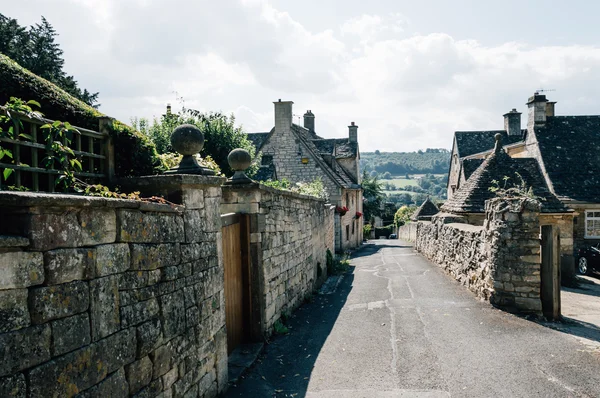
[578,257,589,275]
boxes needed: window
[346,225,350,241]
[346,192,349,207]
[352,221,355,235]
[585,211,600,238]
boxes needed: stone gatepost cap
[171,124,204,155]
[228,148,252,171]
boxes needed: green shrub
[273,319,289,335]
[0,54,165,177]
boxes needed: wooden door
[541,225,561,320]
[222,213,250,354]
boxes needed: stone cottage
[447,92,600,254]
[247,100,363,252]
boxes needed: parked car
[577,243,600,275]
[389,234,397,239]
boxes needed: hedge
[374,225,395,239]
[0,54,165,177]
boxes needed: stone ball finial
[494,133,503,153]
[228,148,252,171]
[171,124,204,156]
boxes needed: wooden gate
[222,213,250,354]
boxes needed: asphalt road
[225,240,600,398]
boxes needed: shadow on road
[351,241,412,258]
[225,261,358,397]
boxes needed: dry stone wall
[413,198,544,313]
[0,183,227,398]
[222,184,333,334]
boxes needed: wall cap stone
[0,192,180,213]
[222,182,328,203]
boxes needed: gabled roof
[455,130,525,158]
[442,143,569,214]
[291,124,359,188]
[411,197,440,221]
[313,138,359,159]
[534,116,600,202]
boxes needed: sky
[4,0,600,152]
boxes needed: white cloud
[3,1,600,153]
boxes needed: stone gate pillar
[486,197,543,314]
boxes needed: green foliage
[326,249,334,275]
[0,55,163,177]
[489,172,541,201]
[273,319,289,335]
[360,149,450,176]
[0,14,99,107]
[133,107,258,177]
[158,153,222,175]
[40,120,82,191]
[362,224,372,237]
[361,170,385,221]
[262,177,328,200]
[0,98,44,181]
[394,205,415,227]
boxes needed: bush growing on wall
[0,54,165,177]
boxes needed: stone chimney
[274,99,293,133]
[348,122,358,143]
[303,110,315,133]
[503,108,522,136]
[546,101,556,117]
[527,93,548,129]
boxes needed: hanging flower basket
[355,211,363,219]
[335,206,349,216]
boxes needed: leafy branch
[489,172,542,201]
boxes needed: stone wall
[397,222,418,242]
[414,198,544,313]
[0,176,228,398]
[222,183,333,334]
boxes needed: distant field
[386,178,419,188]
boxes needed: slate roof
[462,158,484,180]
[291,124,358,188]
[455,130,526,158]
[246,132,271,150]
[309,138,359,159]
[534,116,600,202]
[411,197,440,221]
[442,146,569,214]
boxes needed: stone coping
[222,181,330,204]
[0,191,183,213]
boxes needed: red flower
[335,206,349,215]
[355,211,363,218]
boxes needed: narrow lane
[226,240,600,398]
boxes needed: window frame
[585,210,600,239]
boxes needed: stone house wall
[413,198,544,313]
[221,184,333,335]
[0,176,228,398]
[571,204,600,250]
[339,189,363,251]
[259,128,341,204]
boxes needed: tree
[0,13,99,107]
[382,171,392,179]
[134,107,259,177]
[394,205,414,226]
[361,170,384,222]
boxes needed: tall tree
[0,13,100,108]
[361,170,385,222]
